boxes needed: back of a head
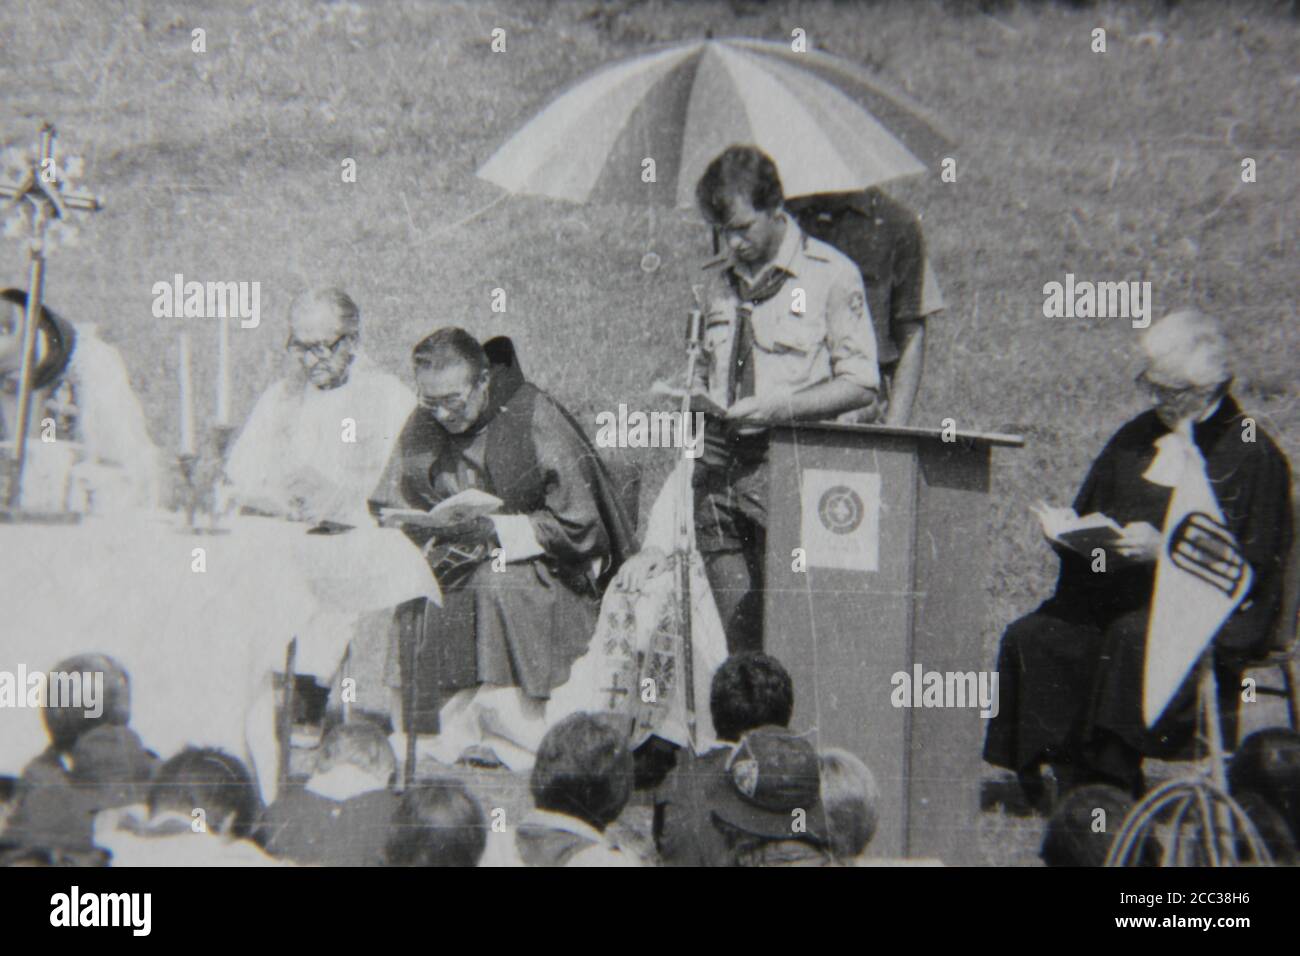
[695,145,785,225]
[411,326,488,375]
[818,748,879,861]
[41,654,131,753]
[710,652,794,743]
[1232,789,1299,864]
[317,721,396,783]
[148,748,259,840]
[531,713,632,831]
[1041,784,1134,867]
[385,780,486,867]
[1229,728,1300,840]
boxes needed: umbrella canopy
[478,38,955,207]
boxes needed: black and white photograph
[0,0,1296,929]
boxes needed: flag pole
[0,122,102,514]
[676,306,705,750]
[4,126,56,511]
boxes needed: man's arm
[728,376,873,423]
[730,264,879,423]
[884,320,925,425]
[502,396,611,565]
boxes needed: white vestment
[2,322,163,512]
[227,353,415,525]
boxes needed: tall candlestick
[215,315,230,427]
[178,331,195,455]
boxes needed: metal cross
[0,123,103,511]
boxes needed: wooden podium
[761,421,1022,864]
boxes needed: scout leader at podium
[619,146,880,653]
[370,329,636,767]
[984,310,1293,803]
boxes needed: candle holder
[204,423,238,534]
[176,452,200,533]
[175,424,237,535]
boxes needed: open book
[1033,503,1124,556]
[649,380,729,418]
[378,488,503,531]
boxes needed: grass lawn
[2,0,1295,864]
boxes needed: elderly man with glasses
[369,329,636,770]
[984,310,1293,806]
[226,287,414,525]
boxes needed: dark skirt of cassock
[983,397,1293,781]
[397,561,599,733]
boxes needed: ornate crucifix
[0,123,103,512]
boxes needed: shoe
[1017,765,1049,814]
[456,744,505,769]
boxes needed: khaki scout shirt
[696,214,880,409]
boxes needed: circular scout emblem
[732,758,760,798]
[818,485,864,535]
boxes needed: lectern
[762,421,1022,864]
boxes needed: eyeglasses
[1135,372,1196,399]
[418,392,471,415]
[287,332,355,358]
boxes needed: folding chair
[1226,527,1300,746]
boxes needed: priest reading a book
[984,310,1293,807]
[369,330,635,769]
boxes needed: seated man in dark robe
[984,310,1293,803]
[370,330,635,768]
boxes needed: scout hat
[710,726,828,844]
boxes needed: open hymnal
[1032,502,1124,555]
[378,488,503,531]
[649,379,729,418]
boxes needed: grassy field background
[2,0,1295,864]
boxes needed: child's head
[1040,784,1135,867]
[818,748,879,862]
[316,721,396,784]
[1231,789,1298,864]
[1229,728,1300,842]
[41,654,130,754]
[385,780,486,867]
[710,652,794,743]
[531,713,632,832]
[148,748,259,840]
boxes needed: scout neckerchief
[724,264,793,405]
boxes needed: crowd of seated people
[0,650,882,867]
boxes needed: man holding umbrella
[621,145,880,652]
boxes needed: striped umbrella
[478,37,954,207]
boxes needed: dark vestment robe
[370,344,636,733]
[983,396,1293,782]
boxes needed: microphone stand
[674,308,704,750]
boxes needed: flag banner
[800,468,882,571]
[1143,439,1253,726]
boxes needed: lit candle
[215,315,230,426]
[178,331,195,455]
